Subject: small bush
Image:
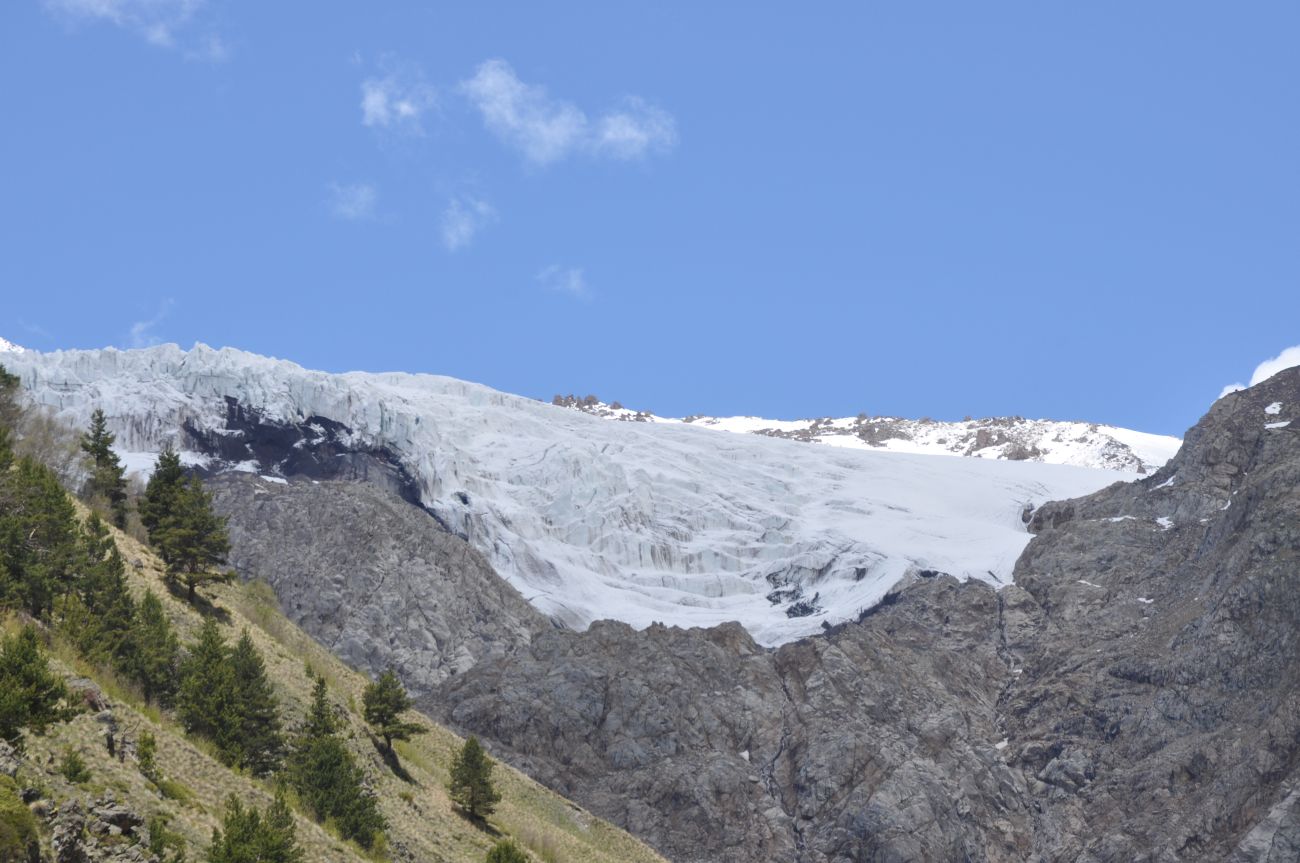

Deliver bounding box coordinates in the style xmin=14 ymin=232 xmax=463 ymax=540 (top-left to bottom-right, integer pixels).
xmin=59 ymin=748 xmax=91 ymax=784
xmin=486 ymin=839 xmax=529 ymax=863
xmin=137 ymin=731 xmax=159 ymax=782
xmin=157 ymin=778 xmax=195 ymax=804
xmin=147 ymin=812 xmax=187 ymax=861
xmin=0 ymin=775 xmax=40 ymax=863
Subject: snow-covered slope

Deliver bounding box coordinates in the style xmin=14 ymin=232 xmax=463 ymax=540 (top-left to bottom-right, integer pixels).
xmin=7 ymin=343 xmax=1140 ymax=644
xmin=554 ymin=396 xmax=1181 ymax=473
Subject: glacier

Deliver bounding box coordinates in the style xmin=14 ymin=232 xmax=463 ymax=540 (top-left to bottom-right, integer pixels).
xmin=555 ymin=397 xmax=1182 ymax=473
xmin=3 ymin=342 xmax=1160 ymax=645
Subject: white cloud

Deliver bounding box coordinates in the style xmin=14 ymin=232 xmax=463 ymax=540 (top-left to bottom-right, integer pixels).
xmin=45 ymin=0 xmax=223 ymax=58
xmin=441 ymin=196 xmax=497 ymax=251
xmin=360 ymin=72 xmax=436 ymax=131
xmin=1219 ymin=344 xmax=1300 ymax=399
xmin=1248 ymin=345 xmax=1300 ymax=386
xmin=459 ymin=59 xmax=676 ymax=165
xmin=459 ymin=60 xmax=585 ymax=164
xmin=537 ymin=265 xmax=589 ymax=299
xmin=127 ymin=299 xmax=174 ymax=348
xmin=593 ymin=97 xmax=678 ymax=160
xmin=327 ymin=182 xmax=378 ymax=221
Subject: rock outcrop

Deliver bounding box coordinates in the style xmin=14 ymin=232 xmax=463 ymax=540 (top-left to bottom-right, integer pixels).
xmin=433 ymin=368 xmax=1300 ymax=862
xmin=209 ymin=473 xmax=549 ymax=694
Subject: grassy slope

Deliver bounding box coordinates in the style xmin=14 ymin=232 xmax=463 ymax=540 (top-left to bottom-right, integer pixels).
xmin=13 ymin=509 xmax=667 ymax=863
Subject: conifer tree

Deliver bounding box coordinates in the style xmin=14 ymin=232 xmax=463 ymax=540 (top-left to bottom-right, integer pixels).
xmin=448 ymin=736 xmax=501 ymax=820
xmin=0 ymin=457 xmax=80 ymax=617
xmin=301 ymin=675 xmax=337 ymax=739
xmin=80 ymin=408 xmax=128 ymax=528
xmin=177 ymin=618 xmax=234 ymax=746
xmin=0 ymin=626 xmax=69 ymax=748
xmin=64 ymin=513 xmax=137 ymax=672
xmin=139 ymin=446 xmax=184 ymax=537
xmin=154 ymin=476 xmax=233 ymax=602
xmin=362 ymin=667 xmax=425 ymax=752
xmin=259 ymin=792 xmax=305 ymax=863
xmin=287 ymin=675 xmax=385 ymax=849
xmin=0 ymin=364 xmax=22 ymax=434
xmin=208 ymin=793 xmax=303 ymax=863
xmin=227 ymin=629 xmax=284 ymax=776
xmin=131 ymin=591 xmax=180 ymax=705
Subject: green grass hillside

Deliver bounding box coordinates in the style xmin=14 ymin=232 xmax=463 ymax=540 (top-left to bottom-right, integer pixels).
xmin=5 ymin=503 xmax=667 ymax=863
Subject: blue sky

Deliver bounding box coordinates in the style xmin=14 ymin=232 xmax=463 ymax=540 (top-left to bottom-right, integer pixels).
xmin=2 ymin=2 xmax=1297 ymax=435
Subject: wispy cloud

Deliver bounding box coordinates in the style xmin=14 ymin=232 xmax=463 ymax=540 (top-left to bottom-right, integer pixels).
xmin=19 ymin=320 xmax=52 ymax=341
xmin=360 ymin=65 xmax=437 ymax=132
xmin=327 ymin=182 xmax=378 ymax=221
xmin=1220 ymin=344 xmax=1300 ymax=398
xmin=537 ymin=265 xmax=590 ymax=299
xmin=44 ymin=0 xmax=225 ymax=59
xmin=440 ymin=196 xmax=497 ymax=251
xmin=460 ymin=59 xmax=676 ymax=166
xmin=127 ymin=299 xmax=174 ymax=348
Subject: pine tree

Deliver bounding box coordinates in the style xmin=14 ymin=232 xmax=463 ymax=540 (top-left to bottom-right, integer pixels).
xmin=301 ymin=676 xmax=337 ymax=739
xmin=0 ymin=626 xmax=69 ymax=748
xmin=0 ymin=364 xmax=22 ymax=434
xmin=139 ymin=446 xmax=184 ymax=538
xmin=362 ymin=668 xmax=425 ymax=752
xmin=0 ymin=457 xmax=80 ymax=617
xmin=80 ymin=408 xmax=128 ymax=528
xmin=208 ymin=793 xmax=302 ymax=863
xmin=448 ymin=736 xmax=501 ymax=820
xmin=286 ymin=675 xmax=385 ymax=849
xmin=259 ymin=792 xmax=305 ymax=863
xmin=227 ymin=630 xmax=284 ymax=776
xmin=153 ymin=476 xmax=233 ymax=602
xmin=63 ymin=513 xmax=137 ymax=672
xmin=177 ymin=618 xmax=234 ymax=746
xmin=130 ymin=591 xmax=180 ymax=705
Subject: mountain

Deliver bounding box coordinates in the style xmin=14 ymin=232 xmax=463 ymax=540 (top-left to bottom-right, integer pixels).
xmin=2 ymin=341 xmax=1158 ymax=645
xmin=0 ymin=441 xmax=665 ymax=862
xmin=22 ymin=339 xmax=1296 ymax=862
xmin=552 ymin=394 xmax=1181 ymax=473
xmin=437 ymin=366 xmax=1300 ymax=861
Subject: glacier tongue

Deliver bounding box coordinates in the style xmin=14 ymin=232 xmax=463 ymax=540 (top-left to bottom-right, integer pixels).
xmin=5 ymin=342 xmax=1131 ymax=645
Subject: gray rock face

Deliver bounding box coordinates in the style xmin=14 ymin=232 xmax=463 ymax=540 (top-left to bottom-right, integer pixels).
xmin=431 ymin=368 xmax=1300 ymax=862
xmin=209 ymin=474 xmax=549 ymax=694
xmin=436 ymin=579 xmax=1030 ymax=863
xmin=204 ymin=368 xmax=1300 ymax=862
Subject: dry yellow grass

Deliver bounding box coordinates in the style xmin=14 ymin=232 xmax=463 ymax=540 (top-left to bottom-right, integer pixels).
xmin=14 ymin=506 xmax=667 ymax=863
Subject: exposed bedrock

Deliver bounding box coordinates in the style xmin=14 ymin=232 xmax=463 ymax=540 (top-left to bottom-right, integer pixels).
xmin=209 ymin=474 xmax=548 ymax=695
xmin=209 ymin=368 xmax=1300 ymax=862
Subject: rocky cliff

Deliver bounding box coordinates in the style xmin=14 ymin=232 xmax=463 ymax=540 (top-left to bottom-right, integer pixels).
xmin=434 ymin=368 xmax=1300 ymax=862
xmin=208 ymin=473 xmax=550 ymax=694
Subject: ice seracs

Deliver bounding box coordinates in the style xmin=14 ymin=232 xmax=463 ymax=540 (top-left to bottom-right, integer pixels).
xmin=5 ymin=341 xmax=1153 ymax=645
